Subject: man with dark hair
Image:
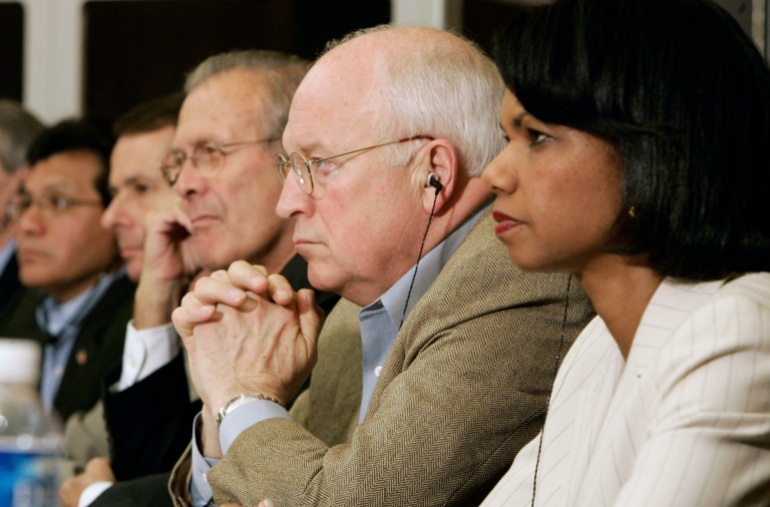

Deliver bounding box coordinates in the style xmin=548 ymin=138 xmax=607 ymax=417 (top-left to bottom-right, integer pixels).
xmin=0 ymin=100 xmax=44 ymax=317
xmin=60 ymin=93 xmax=186 ymax=477
xmin=0 ymin=117 xmax=134 ymax=423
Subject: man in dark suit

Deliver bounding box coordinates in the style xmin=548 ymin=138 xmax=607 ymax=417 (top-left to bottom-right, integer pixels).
xmin=57 ymin=93 xmax=186 ymax=478
xmin=0 ymin=118 xmax=134 ymax=423
xmin=0 ymin=100 xmax=44 ymax=318
xmin=170 ymin=26 xmax=595 ymax=507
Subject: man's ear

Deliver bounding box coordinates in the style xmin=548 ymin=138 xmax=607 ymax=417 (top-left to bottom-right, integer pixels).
xmin=419 ymin=139 xmax=457 ymax=214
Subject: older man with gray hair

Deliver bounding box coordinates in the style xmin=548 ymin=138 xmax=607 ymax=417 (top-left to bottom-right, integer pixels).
xmin=172 ymin=26 xmax=594 ymax=506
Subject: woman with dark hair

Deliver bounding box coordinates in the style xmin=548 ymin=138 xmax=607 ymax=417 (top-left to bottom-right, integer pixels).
xmin=480 ymin=0 xmax=770 ymax=505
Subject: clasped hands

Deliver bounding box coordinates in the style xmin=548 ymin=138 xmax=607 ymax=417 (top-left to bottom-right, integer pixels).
xmin=172 ymin=260 xmax=323 ymax=426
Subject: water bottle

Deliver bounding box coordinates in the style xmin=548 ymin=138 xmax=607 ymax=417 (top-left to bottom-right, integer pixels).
xmin=0 ymin=338 xmax=62 ymax=507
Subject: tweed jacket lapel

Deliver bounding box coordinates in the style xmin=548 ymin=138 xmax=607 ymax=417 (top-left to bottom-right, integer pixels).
xmin=292 ymin=297 xmax=363 ymax=446
xmin=368 ymin=211 xmax=566 ymax=418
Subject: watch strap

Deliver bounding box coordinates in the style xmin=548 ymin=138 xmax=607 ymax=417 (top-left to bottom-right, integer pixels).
xmin=215 ymin=392 xmax=284 ymax=426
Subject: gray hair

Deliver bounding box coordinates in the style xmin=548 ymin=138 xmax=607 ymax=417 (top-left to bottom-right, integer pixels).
xmin=0 ymin=100 xmax=45 ymax=174
xmin=324 ymin=26 xmax=505 ymax=177
xmin=185 ymin=50 xmax=309 ymax=139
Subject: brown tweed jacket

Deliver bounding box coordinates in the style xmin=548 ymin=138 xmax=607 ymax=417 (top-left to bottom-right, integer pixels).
xmin=169 ymin=212 xmax=595 ymax=506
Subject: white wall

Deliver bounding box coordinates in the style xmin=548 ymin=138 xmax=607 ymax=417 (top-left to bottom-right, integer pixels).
xmin=20 ymin=0 xmax=84 ymax=124
xmin=391 ymin=0 xmax=463 ymax=28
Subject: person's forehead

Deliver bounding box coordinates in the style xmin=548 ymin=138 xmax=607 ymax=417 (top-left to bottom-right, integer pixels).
xmin=27 ymin=151 xmax=102 ymax=194
xmin=286 ymin=59 xmax=379 ymax=151
xmin=175 ymin=73 xmax=265 ymax=146
xmin=111 ymin=128 xmax=174 ymax=183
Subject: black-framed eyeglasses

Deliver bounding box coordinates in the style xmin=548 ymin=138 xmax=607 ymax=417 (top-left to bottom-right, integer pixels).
xmin=161 ymin=138 xmax=280 ymax=186
xmin=275 ymin=135 xmax=435 ymax=198
xmin=7 ymin=193 xmax=103 ymax=221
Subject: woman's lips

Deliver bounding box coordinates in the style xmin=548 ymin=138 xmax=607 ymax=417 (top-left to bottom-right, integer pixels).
xmin=492 ymin=210 xmax=521 ymax=235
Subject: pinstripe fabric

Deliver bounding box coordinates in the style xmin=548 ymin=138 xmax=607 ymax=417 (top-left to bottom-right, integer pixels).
xmin=169 ymin=212 xmax=596 ymax=506
xmin=481 ymin=273 xmax=770 ymax=506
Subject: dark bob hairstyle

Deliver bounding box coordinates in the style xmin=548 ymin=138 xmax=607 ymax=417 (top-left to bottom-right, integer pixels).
xmin=494 ymin=0 xmax=770 ymax=281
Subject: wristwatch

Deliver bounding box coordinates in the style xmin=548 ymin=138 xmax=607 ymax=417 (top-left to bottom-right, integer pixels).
xmin=215 ymin=393 xmax=283 ymax=426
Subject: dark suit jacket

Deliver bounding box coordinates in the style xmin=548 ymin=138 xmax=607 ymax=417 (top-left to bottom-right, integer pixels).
xmin=0 ymin=253 xmax=22 ymax=318
xmin=104 ymin=352 xmax=202 ymax=481
xmin=170 ymin=212 xmax=596 ymax=507
xmin=0 ymin=274 xmax=135 ymax=422
xmin=91 ymin=473 xmax=173 ymax=507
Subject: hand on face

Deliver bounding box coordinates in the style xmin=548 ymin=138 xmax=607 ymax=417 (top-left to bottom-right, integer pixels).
xmin=132 ymin=201 xmax=202 ymax=329
xmin=172 ymin=260 xmax=324 ymax=417
xmin=141 ymin=201 xmax=201 ymax=283
xmin=58 ymin=457 xmax=115 ymax=507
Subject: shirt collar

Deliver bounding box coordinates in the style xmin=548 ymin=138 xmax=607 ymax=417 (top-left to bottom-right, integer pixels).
xmin=367 ymin=201 xmax=491 ymax=328
xmin=37 ymin=265 xmax=126 ymax=336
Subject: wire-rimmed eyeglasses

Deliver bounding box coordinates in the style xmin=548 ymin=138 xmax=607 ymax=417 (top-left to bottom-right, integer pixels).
xmin=275 ymin=135 xmax=435 ymax=197
xmin=161 ymin=138 xmax=280 ymax=186
xmin=6 ymin=193 xmax=103 ymax=221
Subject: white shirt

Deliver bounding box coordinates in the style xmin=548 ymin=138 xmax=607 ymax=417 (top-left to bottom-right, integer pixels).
xmin=116 ymin=321 xmax=179 ymax=391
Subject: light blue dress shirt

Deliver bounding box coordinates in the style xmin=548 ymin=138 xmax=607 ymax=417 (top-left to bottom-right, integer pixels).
xmin=190 ymin=204 xmax=489 ymax=505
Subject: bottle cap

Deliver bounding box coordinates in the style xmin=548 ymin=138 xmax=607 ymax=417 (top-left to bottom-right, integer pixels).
xmin=0 ymin=338 xmax=41 ymax=384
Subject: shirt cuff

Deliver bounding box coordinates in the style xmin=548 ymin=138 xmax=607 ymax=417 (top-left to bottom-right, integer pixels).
xmin=189 ymin=401 xmax=291 ymax=505
xmin=78 ymin=481 xmax=113 ymax=507
xmin=219 ymin=400 xmax=291 ymax=454
xmin=191 ymin=413 xmax=217 ymax=506
xmin=117 ymin=321 xmax=179 ymax=391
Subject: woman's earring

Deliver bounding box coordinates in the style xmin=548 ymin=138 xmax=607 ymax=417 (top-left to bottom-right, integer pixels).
xmin=628 ymin=205 xmax=636 ymax=218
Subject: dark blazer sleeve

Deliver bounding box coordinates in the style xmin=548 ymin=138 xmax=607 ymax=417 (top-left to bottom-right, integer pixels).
xmin=90 ymin=472 xmax=174 ymax=507
xmin=105 ymin=352 xmax=202 ymax=481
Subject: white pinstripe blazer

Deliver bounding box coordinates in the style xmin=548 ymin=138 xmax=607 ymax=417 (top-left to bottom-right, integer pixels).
xmin=481 ymin=273 xmax=770 ymax=507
